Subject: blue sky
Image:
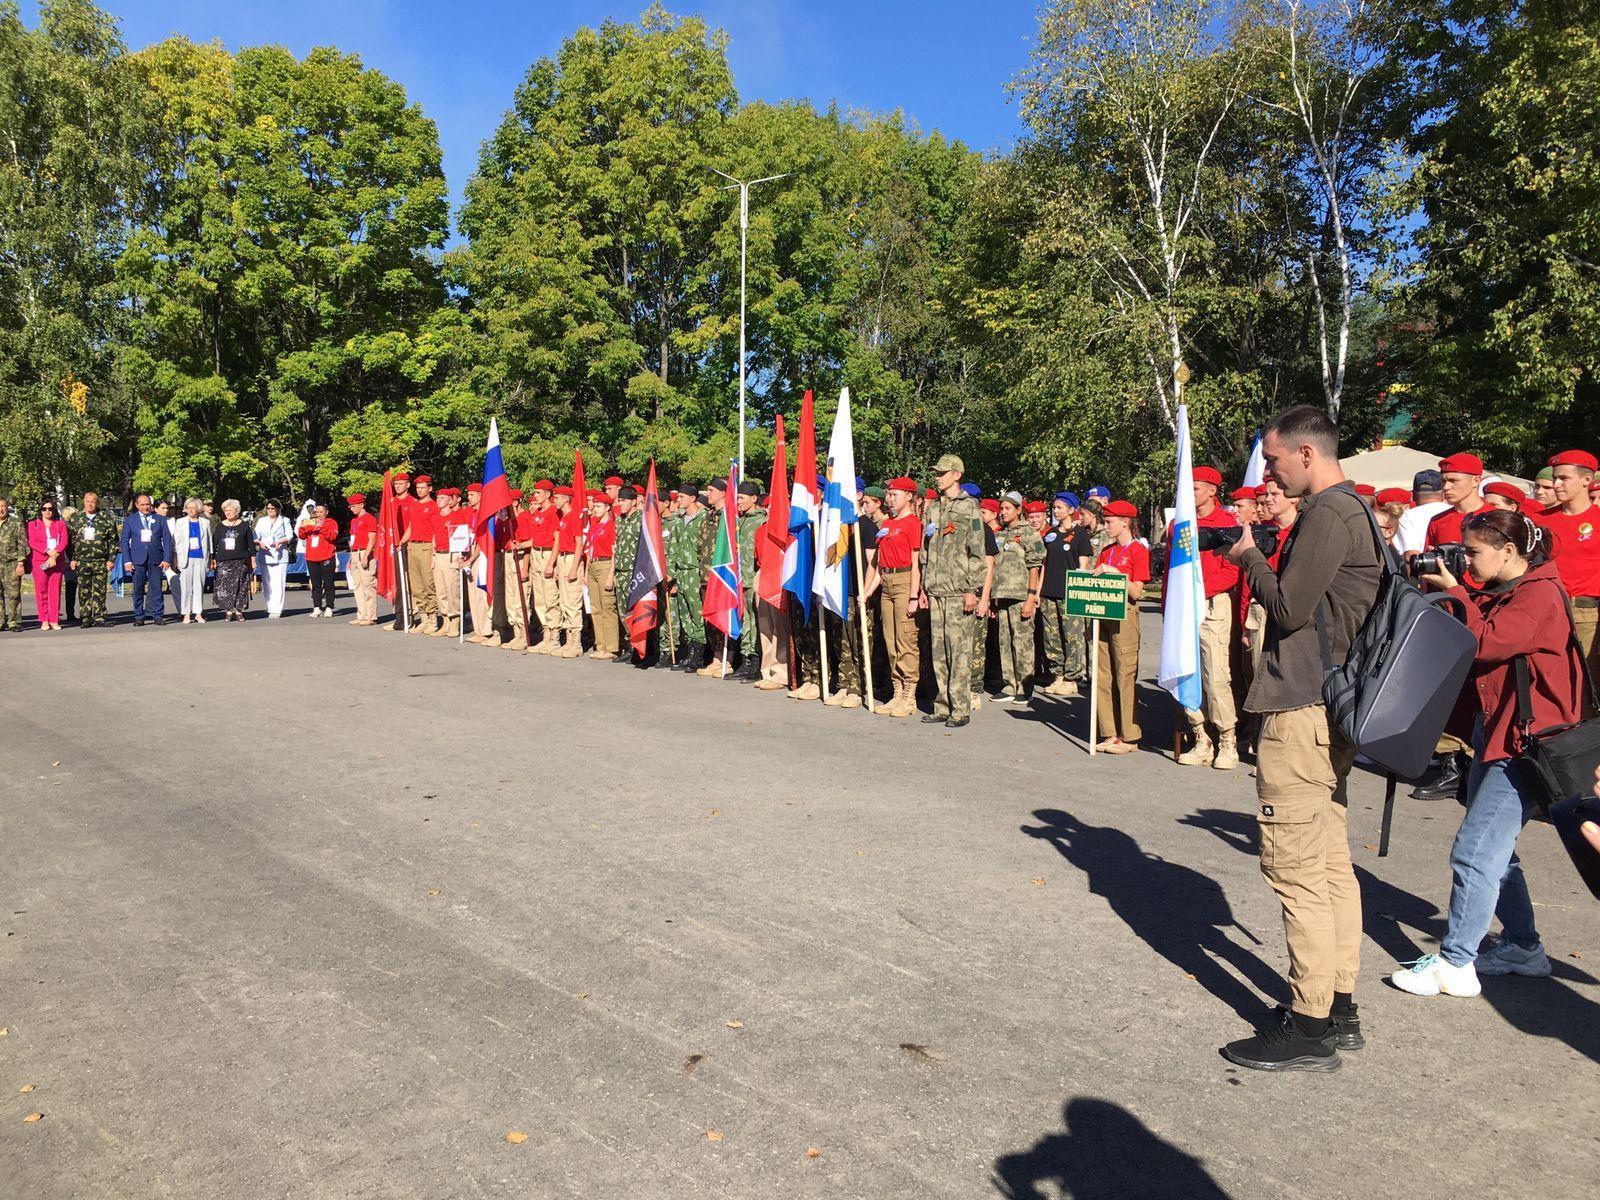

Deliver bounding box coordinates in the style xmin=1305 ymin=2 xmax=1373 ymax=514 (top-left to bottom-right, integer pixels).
xmin=40 ymin=1 xmax=1039 ymax=232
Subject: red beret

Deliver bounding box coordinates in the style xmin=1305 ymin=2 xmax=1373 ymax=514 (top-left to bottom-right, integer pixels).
xmin=1193 ymin=466 xmax=1223 ymax=487
xmin=1438 ymin=452 xmax=1483 ymax=475
xmin=591 ymin=493 xmax=613 ymax=508
xmin=1229 ymin=487 xmax=1256 ymax=502
xmin=924 ymin=488 xmax=938 ymax=500
xmin=1354 ymin=483 xmax=1376 ymax=497
xmin=532 ymin=479 xmax=554 ymax=493
xmin=1482 ymin=481 xmax=1526 ymax=504
xmin=466 ymin=482 xmax=483 ymax=493
xmin=414 ymin=474 xmax=432 ymax=485
xmin=979 ymin=498 xmax=1000 ymax=513
xmin=392 ymin=472 xmax=410 ymax=483
xmin=1375 ymin=487 xmax=1411 ymax=506
xmin=346 ymin=493 xmax=366 ymax=504
xmin=1102 ymin=500 xmax=1138 ymax=519
xmin=553 ymin=485 xmax=573 ymax=498
xmin=508 ymin=488 xmax=523 ymax=500
xmin=887 ymin=476 xmax=918 ymax=492
xmin=1549 ymin=449 xmax=1598 ymax=471
xmin=1023 ymin=500 xmax=1048 ymax=515
xmin=1521 ymin=496 xmax=1548 ymax=516
xmin=1253 ymin=486 xmax=1268 ymax=501
xmin=437 ymin=487 xmax=460 ymax=498
xmin=603 ymin=475 xmax=624 ymax=487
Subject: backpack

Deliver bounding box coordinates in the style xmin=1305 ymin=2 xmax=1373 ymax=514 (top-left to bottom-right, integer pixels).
xmin=1314 ymin=501 xmax=1476 ymax=781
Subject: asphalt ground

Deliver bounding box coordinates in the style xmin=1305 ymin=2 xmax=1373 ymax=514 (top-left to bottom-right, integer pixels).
xmin=3 ymin=590 xmax=1598 ymax=1198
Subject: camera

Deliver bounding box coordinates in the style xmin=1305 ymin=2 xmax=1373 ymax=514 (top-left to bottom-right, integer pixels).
xmin=1196 ymin=524 xmax=1279 ymax=554
xmin=1408 ymin=543 xmax=1469 ymax=580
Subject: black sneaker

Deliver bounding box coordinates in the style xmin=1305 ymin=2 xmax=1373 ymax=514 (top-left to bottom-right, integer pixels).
xmin=921 ymin=714 xmax=946 ymax=724
xmin=1222 ymin=1010 xmax=1341 ymax=1072
xmin=1331 ymin=1003 xmax=1366 ymax=1051
xmin=945 ymin=716 xmax=971 ymax=729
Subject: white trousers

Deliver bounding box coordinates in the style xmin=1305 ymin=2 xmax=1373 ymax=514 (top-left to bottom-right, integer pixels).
xmin=178 ymin=559 xmax=207 ymax=615
xmin=261 ymin=562 xmax=288 ymax=616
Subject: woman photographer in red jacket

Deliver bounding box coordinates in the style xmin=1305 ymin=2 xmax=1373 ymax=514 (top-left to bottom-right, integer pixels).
xmin=1391 ymin=508 xmax=1585 ymax=998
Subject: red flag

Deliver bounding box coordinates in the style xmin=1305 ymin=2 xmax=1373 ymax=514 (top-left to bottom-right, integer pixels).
xmin=625 ymin=459 xmax=667 ymax=656
xmin=758 ymin=415 xmax=791 ymax=605
xmin=376 ymin=470 xmax=397 ymax=604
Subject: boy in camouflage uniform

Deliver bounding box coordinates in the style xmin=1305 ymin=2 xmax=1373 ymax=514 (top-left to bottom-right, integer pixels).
xmin=68 ymin=492 xmax=118 ymax=627
xmin=0 ymin=497 xmax=26 ymax=630
xmin=611 ymin=486 xmax=641 ymax=660
xmin=918 ymin=454 xmax=990 ymax=728
xmin=992 ymin=493 xmax=1045 ymax=700
xmin=665 ymin=486 xmax=707 ymax=670
xmin=1039 ymin=492 xmax=1089 ymax=696
xmin=734 ymin=481 xmax=764 ymax=679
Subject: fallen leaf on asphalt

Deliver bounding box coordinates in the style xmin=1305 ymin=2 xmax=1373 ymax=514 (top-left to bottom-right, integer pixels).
xmin=471 ymin=821 xmax=480 ymax=829
xmin=856 ymin=850 xmax=864 ymax=856
xmin=577 ymin=993 xmax=589 ymax=1000
xmin=505 ymin=1130 xmax=527 ymax=1144
xmin=1363 ymin=845 xmax=1377 ymax=852
xmin=51 ymin=761 xmax=60 ymax=768
xmin=705 ymin=1129 xmax=724 ymax=1142
xmin=898 ymin=1043 xmax=945 ymax=1065
xmin=710 ymin=807 xmax=720 ymax=817
xmin=0 ymin=1028 xmax=8 ymax=1036
xmin=1571 ymin=952 xmax=1584 ymax=960
xmin=805 ymin=1147 xmax=822 ymax=1159
xmin=1031 ymin=878 xmax=1045 ymax=886
xmin=23 ymin=1112 xmax=42 ymax=1122
xmin=683 ymin=1053 xmax=706 ymax=1075
xmin=1186 ymin=973 xmax=1197 ymax=980
xmin=426 ymin=889 xmax=443 ymax=897
xmin=19 ymin=1084 xmax=34 ymax=1093
xmin=725 ymin=1020 xmax=744 ymax=1029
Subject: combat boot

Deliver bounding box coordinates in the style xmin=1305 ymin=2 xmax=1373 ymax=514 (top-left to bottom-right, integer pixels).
xmin=501 ymin=633 xmax=527 ymax=652
xmin=1048 ymin=677 xmax=1079 ymax=698
xmin=834 ymin=690 xmax=862 ymax=709
xmin=1213 ymin=730 xmax=1240 ymax=770
xmin=1178 ymin=731 xmax=1215 ymax=766
xmin=559 ymin=637 xmax=582 ymax=659
xmin=789 ymin=681 xmax=821 ymax=701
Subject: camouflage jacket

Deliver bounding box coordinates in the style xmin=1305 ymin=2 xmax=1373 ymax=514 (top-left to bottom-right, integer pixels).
xmin=667 ymin=509 xmax=705 ymax=591
xmin=993 ymin=519 xmax=1045 ymax=601
xmin=0 ymin=514 xmax=24 ymax=565
xmin=736 ymin=510 xmax=763 ymax=590
xmin=613 ymin=509 xmax=642 ymax=591
xmin=697 ymin=505 xmax=720 ymax=575
xmin=67 ymin=509 xmax=117 ymax=564
xmin=920 ymin=493 xmax=988 ymax=597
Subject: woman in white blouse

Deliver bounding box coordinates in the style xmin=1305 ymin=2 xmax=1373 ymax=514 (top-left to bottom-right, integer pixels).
xmin=253 ymin=499 xmax=294 ymax=618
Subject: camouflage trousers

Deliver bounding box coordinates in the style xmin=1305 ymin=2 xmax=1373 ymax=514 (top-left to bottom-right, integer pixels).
xmin=929 ymin=595 xmax=978 ymax=720
xmin=827 ymin=599 xmax=869 ymax=696
xmin=1038 ymin=597 xmax=1086 ymax=682
xmin=793 ymin=608 xmax=820 ymax=686
xmin=76 ymin=561 xmax=110 ymax=625
xmin=994 ymin=599 xmax=1035 ymax=695
xmin=970 ymin=608 xmax=988 ymax=694
xmin=668 ymin=579 xmax=705 ymax=655
xmin=0 ymin=565 xmax=21 ymax=628
xmin=740 ymin=587 xmax=759 ymax=663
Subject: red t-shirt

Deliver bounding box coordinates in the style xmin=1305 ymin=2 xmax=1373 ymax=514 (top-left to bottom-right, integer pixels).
xmin=404 ymin=497 xmax=439 ymax=545
xmin=299 ymin=518 xmax=338 ymax=562
xmin=513 ymin=510 xmax=536 ymax=548
xmin=875 ymin=514 xmax=921 ymax=569
xmin=1167 ymin=507 xmax=1239 ymax=598
xmin=1537 ymin=503 xmax=1600 ymax=598
xmin=527 ymin=506 xmax=558 ymax=549
xmin=587 ymin=513 xmax=616 ymax=558
xmin=348 ymin=512 xmax=377 ymax=554
xmin=557 ymin=508 xmax=583 ymax=554
xmin=1097 ymin=539 xmax=1150 ymax=582
xmin=1427 ymin=502 xmax=1487 ymax=588
xmin=437 ymin=508 xmax=472 ymax=552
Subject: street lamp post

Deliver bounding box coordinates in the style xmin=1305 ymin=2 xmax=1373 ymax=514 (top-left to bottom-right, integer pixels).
xmin=711 ymin=167 xmax=789 ymax=480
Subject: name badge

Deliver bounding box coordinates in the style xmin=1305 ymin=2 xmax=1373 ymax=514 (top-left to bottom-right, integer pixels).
xmin=140 ymin=529 xmax=152 ymax=543
xmin=188 ymin=536 xmax=201 ymax=551
xmin=310 ymin=536 xmax=321 ymax=549
xmin=82 ymin=527 xmax=96 ymax=542
xmin=46 ymin=536 xmax=59 ymax=551
xmin=224 ymin=535 xmax=236 ymax=551
xmin=449 ymin=525 xmax=473 ymax=553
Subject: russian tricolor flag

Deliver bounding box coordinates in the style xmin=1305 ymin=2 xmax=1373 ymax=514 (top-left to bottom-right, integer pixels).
xmin=475 ymin=419 xmax=513 ymax=600
xmin=782 ymin=389 xmax=819 ymax=622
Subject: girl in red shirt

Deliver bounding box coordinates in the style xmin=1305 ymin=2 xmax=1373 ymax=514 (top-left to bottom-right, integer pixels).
xmin=1391 ymin=508 xmax=1586 ymax=998
xmin=1091 ymin=501 xmax=1149 ymax=754
xmin=298 ymin=503 xmax=340 ymax=618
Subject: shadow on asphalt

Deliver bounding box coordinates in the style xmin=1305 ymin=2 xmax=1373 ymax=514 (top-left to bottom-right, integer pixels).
xmin=1022 ymin=809 xmax=1284 ymax=1023
xmin=991 ymin=1097 xmax=1233 ymax=1199
xmin=1181 ymin=806 xmax=1600 ymax=1066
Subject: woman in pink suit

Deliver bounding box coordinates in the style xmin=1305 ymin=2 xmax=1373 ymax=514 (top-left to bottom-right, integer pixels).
xmin=27 ymin=499 xmax=69 ymax=631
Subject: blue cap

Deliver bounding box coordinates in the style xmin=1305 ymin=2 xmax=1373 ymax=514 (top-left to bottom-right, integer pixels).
xmin=1054 ymin=491 xmax=1081 ymax=508
xmin=960 ymin=482 xmax=981 ymax=498
xmin=1087 ymin=485 xmax=1111 ymax=500
xmin=854 ymin=475 xmax=866 ymax=492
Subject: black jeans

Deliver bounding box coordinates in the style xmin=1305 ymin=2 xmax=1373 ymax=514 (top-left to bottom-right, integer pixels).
xmin=308 ymin=559 xmax=336 ymax=611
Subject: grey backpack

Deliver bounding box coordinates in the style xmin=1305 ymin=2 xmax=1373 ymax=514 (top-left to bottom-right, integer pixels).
xmin=1315 ymin=503 xmax=1476 ymax=781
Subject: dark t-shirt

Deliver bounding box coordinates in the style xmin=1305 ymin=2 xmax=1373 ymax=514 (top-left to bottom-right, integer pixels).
xmin=213 ymin=521 xmax=254 ymax=561
xmin=1041 ymin=525 xmax=1091 ymax=599
xmin=843 ymin=515 xmax=878 ymax=597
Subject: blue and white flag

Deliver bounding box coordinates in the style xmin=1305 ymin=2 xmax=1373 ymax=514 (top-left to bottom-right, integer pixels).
xmin=1242 ymin=432 xmax=1266 ymax=490
xmin=1159 ymin=405 xmax=1205 ymax=712
xmin=813 ymin=387 xmax=858 ymax=617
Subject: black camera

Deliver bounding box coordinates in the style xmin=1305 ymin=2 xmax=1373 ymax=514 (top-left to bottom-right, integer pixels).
xmin=1196 ymin=524 xmax=1279 ymax=554
xmin=1408 ymin=543 xmax=1469 ymax=580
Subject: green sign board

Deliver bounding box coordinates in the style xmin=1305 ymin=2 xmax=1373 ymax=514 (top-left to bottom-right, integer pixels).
xmin=1064 ymin=570 xmax=1129 ymax=621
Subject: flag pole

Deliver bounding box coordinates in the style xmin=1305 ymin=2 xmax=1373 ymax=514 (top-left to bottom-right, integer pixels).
xmin=459 ymin=566 xmax=466 ymax=645
xmin=818 ymin=601 xmax=830 ymax=702
xmin=1089 ymin=618 xmax=1100 ymax=755
xmin=396 ymin=542 xmax=410 ymax=632
xmin=850 ymin=522 xmax=875 ymax=713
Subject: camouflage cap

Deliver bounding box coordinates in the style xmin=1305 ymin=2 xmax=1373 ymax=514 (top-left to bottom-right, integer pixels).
xmin=932 ymin=453 xmax=964 ymax=475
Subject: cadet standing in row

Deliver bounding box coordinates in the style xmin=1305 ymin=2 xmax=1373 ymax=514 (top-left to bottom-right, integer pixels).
xmin=735 ymin=480 xmax=764 ymax=680
xmin=67 ymin=492 xmax=116 ymax=628
xmin=0 ymin=496 xmax=26 ymax=631
xmin=1037 ymin=491 xmax=1091 ymax=697
xmin=875 ymin=477 xmax=923 ymax=717
xmin=919 ymin=454 xmax=988 ymax=728
xmin=665 ymin=485 xmax=707 ymax=670
xmin=612 ymin=485 xmax=642 ymax=659
xmin=992 ymin=491 xmax=1045 ymax=702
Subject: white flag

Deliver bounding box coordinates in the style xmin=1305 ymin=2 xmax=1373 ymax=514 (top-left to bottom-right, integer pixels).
xmin=1158 ymin=405 xmax=1205 ymax=712
xmin=813 ymin=387 xmax=858 ymax=617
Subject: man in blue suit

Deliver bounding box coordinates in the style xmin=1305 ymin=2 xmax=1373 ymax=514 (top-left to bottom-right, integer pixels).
xmin=119 ymin=493 xmax=174 ymax=626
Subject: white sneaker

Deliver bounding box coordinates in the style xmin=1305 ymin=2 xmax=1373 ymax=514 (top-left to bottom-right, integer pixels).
xmin=1390 ymin=954 xmax=1481 ymax=997
xmin=1476 ymin=939 xmax=1552 ymax=978
xmin=323 ymin=607 xmax=335 ymax=618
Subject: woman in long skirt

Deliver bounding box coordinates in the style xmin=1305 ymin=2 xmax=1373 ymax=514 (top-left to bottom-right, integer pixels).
xmin=212 ymin=499 xmax=255 ymax=620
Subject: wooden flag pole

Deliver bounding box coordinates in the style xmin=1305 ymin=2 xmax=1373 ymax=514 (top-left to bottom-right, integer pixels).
xmin=459 ymin=566 xmax=466 ymax=645
xmin=818 ymin=600 xmax=831 ymax=701
xmin=1089 ymin=618 xmax=1100 ymax=755
xmin=850 ymin=522 xmax=875 ymax=713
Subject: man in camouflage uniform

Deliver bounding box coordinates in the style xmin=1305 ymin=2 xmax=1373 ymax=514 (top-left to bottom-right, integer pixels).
xmin=665 ymin=485 xmax=707 ymax=671
xmin=992 ymin=492 xmax=1046 ymax=701
xmin=0 ymin=497 xmax=26 ymax=630
xmin=733 ymin=480 xmax=764 ymax=680
xmin=971 ymin=498 xmax=1001 ymax=708
xmin=918 ymin=454 xmax=989 ymax=728
xmin=68 ymin=492 xmax=118 ymax=627
xmin=1039 ymin=492 xmax=1090 ymax=696
xmin=611 ymin=485 xmax=642 ymax=661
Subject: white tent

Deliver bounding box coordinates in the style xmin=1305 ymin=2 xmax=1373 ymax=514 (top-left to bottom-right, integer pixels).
xmin=1340 ymin=444 xmax=1532 ymax=494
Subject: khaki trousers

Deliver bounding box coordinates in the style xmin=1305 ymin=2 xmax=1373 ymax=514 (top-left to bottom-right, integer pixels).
xmin=1255 ymin=703 xmax=1361 ymax=1019
xmin=432 ymin=555 xmax=460 ymax=619
xmin=879 ymin=571 xmax=918 ymax=688
xmin=467 ymin=563 xmax=491 ymax=635
xmin=529 ymin=548 xmax=557 ymax=632
xmin=588 ymin=559 xmax=619 ymax=654
xmin=1093 ymin=614 xmax=1141 ymax=742
xmin=756 ymin=596 xmax=789 ymax=684
xmin=405 ymin=543 xmax=436 ymax=619
xmin=347 ymin=555 xmax=377 ymax=623
xmin=502 ymin=552 xmax=529 ymax=642
xmin=1187 ymin=592 xmax=1236 ymax=736
xmin=555 ymin=553 xmax=582 ymax=631
xmin=1575 ymin=602 xmax=1598 ymax=718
